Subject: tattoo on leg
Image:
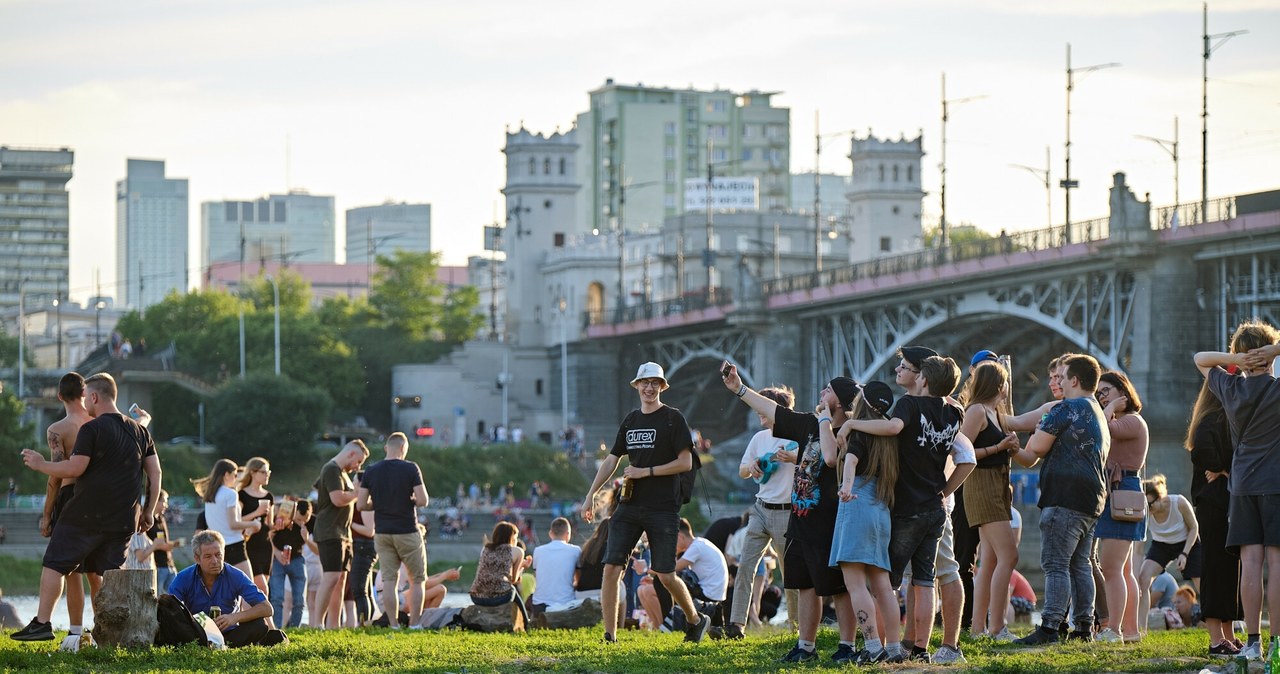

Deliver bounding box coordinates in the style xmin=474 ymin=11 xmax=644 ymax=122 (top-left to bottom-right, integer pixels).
xmin=856 ymin=609 xmax=869 ymax=626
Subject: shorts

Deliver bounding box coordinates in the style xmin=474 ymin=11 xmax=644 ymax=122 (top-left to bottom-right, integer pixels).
xmin=43 ymin=522 xmax=131 ymax=576
xmin=375 ymin=532 xmax=427 ymax=583
xmin=603 ymin=503 xmax=679 ymax=574
xmin=1094 ymin=475 xmax=1147 ymax=541
xmin=783 ymin=535 xmax=846 ymax=597
xmin=888 ymin=507 xmax=946 ymax=589
xmin=318 ymin=538 xmax=353 ymax=573
xmin=224 ymin=540 xmax=248 ymax=567
xmin=1226 ymin=493 xmax=1280 ymax=550
xmin=1146 ymin=539 xmax=1203 ymax=579
xmin=49 ymin=483 xmax=75 ymax=528
xmin=246 ymin=540 xmax=273 ymax=577
xmin=964 ymin=465 xmax=1013 ymax=526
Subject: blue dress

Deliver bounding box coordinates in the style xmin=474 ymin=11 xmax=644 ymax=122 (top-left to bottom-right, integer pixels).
xmin=829 ymin=476 xmax=892 ymax=572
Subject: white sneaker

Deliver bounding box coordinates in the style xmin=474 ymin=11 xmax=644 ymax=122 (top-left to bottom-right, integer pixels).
xmin=992 ymin=626 xmax=1016 ymax=642
xmin=1240 ymin=642 xmax=1262 ymax=660
xmin=931 ymin=645 xmax=967 ymax=665
xmin=1095 ymin=628 xmax=1122 ymax=643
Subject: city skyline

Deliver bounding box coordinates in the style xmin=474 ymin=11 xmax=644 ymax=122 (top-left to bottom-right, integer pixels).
xmin=3 ymin=0 xmax=1278 ymax=304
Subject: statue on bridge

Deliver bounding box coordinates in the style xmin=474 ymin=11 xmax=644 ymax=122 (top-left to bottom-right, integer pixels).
xmin=1109 ymin=172 xmax=1152 ymax=234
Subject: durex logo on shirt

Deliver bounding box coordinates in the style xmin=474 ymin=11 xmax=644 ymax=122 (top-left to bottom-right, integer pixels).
xmin=627 ymin=429 xmax=657 ymax=449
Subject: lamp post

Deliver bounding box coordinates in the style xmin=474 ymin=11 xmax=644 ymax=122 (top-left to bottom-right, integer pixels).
xmin=1136 ymin=117 xmax=1180 ymax=216
xmin=52 ymin=294 xmax=62 ymax=369
xmin=940 ymin=72 xmax=988 ymax=256
xmin=94 ymin=300 xmax=106 ymax=350
xmin=612 ymin=164 xmax=660 ymax=322
xmin=17 ymin=279 xmax=28 ymax=398
xmin=1011 ymin=146 xmax=1053 ymax=230
xmin=365 ymin=231 xmax=406 ymax=290
xmin=557 ymin=297 xmax=569 ymax=436
xmin=1201 ymin=3 xmax=1247 ymax=223
xmin=1063 ymin=44 xmax=1120 ymax=243
xmin=813 ymin=111 xmax=856 ymax=273
xmin=265 ymin=275 xmax=280 ymax=375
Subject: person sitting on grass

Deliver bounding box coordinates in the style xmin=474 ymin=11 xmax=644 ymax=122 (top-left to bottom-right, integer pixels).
xmin=469 ymin=521 xmax=532 ymax=626
xmin=529 ymin=517 xmax=582 ymax=618
xmin=167 ymin=529 xmax=288 ymax=648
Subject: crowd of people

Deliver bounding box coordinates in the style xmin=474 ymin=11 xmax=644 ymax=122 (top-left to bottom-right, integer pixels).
xmin=5 ymin=317 xmax=1279 ymax=665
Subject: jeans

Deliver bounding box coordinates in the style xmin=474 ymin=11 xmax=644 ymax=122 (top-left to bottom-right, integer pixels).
xmin=471 ymin=584 xmax=529 ymax=625
xmin=270 ymin=555 xmax=307 ymax=628
xmin=1039 ymin=506 xmax=1098 ymax=631
xmin=349 ymin=538 xmax=378 ymax=624
xmin=157 ymin=565 xmax=177 ymax=595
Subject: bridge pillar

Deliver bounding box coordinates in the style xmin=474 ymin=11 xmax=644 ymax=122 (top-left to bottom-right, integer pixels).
xmin=748 ymin=321 xmax=804 ymax=401
xmin=567 ymin=339 xmax=626 ymax=455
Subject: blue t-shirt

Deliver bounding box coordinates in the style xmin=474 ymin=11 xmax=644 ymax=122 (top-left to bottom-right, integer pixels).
xmin=1151 ymin=571 xmax=1179 ymax=609
xmin=1036 ymin=397 xmax=1109 ymax=517
xmin=362 ymin=458 xmax=426 ymax=535
xmin=167 ymin=562 xmax=266 ymax=630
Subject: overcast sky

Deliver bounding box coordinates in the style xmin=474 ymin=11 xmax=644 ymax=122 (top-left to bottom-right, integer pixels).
xmin=4 ymin=0 xmax=1278 ymax=304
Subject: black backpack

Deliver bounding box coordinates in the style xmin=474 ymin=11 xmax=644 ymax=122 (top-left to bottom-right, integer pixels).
xmin=155 ymin=594 xmax=209 ymax=647
xmin=677 ymin=448 xmax=702 ymax=505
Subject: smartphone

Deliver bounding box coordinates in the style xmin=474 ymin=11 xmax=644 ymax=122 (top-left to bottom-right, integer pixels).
xmin=128 ymin=403 xmax=141 ymax=419
xmin=721 ymin=362 xmax=733 ymax=378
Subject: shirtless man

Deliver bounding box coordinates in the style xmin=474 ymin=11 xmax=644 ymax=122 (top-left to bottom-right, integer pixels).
xmin=39 ymin=373 xmax=95 ymax=641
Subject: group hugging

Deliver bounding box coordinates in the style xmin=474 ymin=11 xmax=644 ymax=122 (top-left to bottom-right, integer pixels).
xmin=580 ymin=317 xmax=1280 ymax=666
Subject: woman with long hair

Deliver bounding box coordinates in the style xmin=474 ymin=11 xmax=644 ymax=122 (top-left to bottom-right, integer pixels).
xmin=202 ymin=458 xmax=261 ymax=577
xmin=1185 ymin=378 xmax=1242 ymax=656
xmin=1137 ymin=474 xmax=1200 ymax=633
xmin=959 ymin=362 xmax=1022 ymax=641
xmin=1092 ymin=370 xmax=1149 ymax=642
xmin=470 ymin=521 xmax=532 ymax=625
xmin=830 ymin=382 xmax=905 ymax=664
xmin=237 ymin=457 xmax=275 ymax=597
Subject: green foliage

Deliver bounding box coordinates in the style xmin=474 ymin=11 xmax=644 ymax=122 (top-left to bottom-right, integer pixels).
xmin=0 ymin=391 xmax=40 ymax=493
xmin=205 ymin=373 xmax=331 ymax=465
xmin=922 ymin=223 xmax=996 ymax=247
xmin=0 ymin=622 xmax=1222 ymax=673
xmin=241 ymin=270 xmax=312 ymax=315
xmin=370 ymin=250 xmax=447 ymax=340
xmin=412 ymin=442 xmax=588 ymax=503
xmin=0 ymin=553 xmax=44 ymax=594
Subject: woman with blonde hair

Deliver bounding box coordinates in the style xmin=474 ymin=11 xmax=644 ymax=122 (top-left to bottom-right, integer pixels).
xmin=959 ymin=362 xmax=1022 ymax=641
xmin=201 ymin=458 xmax=263 ymax=577
xmin=236 ymin=457 xmax=275 ymax=596
xmin=469 ymin=521 xmax=532 ymax=625
xmin=1137 ymin=474 xmax=1200 ymax=634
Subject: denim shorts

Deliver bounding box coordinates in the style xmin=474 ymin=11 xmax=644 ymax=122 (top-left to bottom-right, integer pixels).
xmin=603 ymin=503 xmax=679 ymax=573
xmin=888 ymin=508 xmax=946 ymax=589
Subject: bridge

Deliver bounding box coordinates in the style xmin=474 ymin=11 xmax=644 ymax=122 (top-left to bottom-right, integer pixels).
xmin=568 ymin=176 xmax=1280 ymax=486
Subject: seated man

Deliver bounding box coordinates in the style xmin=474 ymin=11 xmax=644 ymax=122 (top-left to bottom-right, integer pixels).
xmin=529 ymin=517 xmax=582 ymax=616
xmin=168 ymin=530 xmax=287 ymax=647
xmin=638 ymin=518 xmax=729 ymax=632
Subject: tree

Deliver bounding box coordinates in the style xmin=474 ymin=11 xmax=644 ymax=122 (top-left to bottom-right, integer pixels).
xmin=370 ymin=250 xmax=447 ymax=340
xmin=0 ymin=391 xmax=41 ymax=493
xmin=205 ymin=373 xmax=331 ymax=465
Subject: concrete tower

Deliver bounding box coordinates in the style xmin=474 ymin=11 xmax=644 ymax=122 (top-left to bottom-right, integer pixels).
xmin=846 ymin=133 xmax=925 ymax=262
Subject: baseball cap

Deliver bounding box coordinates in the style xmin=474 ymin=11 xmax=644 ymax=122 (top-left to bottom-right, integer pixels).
xmin=829 ymin=376 xmax=859 ymax=410
xmin=630 ymin=362 xmax=669 ymax=390
xmin=860 ymin=381 xmax=895 ymax=418
xmin=970 ymin=350 xmax=999 ymax=368
xmin=899 ymin=345 xmax=939 ymax=368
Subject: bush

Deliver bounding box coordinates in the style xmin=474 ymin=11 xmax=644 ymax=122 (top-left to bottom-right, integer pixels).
xmin=411 ymin=441 xmax=588 ymax=503
xmin=205 ymin=373 xmax=331 ymax=466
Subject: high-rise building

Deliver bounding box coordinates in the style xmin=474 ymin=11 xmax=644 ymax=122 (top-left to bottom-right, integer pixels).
xmin=574 ymin=80 xmax=791 ymax=239
xmin=116 ymin=159 xmax=188 ymax=308
xmin=201 ymin=189 xmax=335 ymax=274
xmin=345 ymin=202 xmax=431 ymax=266
xmin=0 ymin=146 xmax=72 ymax=311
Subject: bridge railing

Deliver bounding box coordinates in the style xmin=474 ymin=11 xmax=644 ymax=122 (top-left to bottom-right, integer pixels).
xmin=585 ymin=288 xmax=734 ymax=327
xmin=1152 ymin=195 xmax=1236 ymax=230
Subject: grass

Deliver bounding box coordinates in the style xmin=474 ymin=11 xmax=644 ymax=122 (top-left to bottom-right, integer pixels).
xmin=0 ymin=623 xmax=1222 ymax=673
xmin=0 ymin=554 xmax=43 ymax=595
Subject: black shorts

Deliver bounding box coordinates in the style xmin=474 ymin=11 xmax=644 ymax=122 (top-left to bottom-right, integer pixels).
xmin=318 ymin=538 xmax=353 ymax=573
xmin=43 ymin=522 xmax=131 ymax=576
xmin=782 ymin=536 xmax=846 ymax=597
xmin=224 ymin=540 xmax=248 ymax=567
xmin=603 ymin=504 xmax=679 ymax=574
xmin=246 ymin=540 xmax=273 ymax=577
xmin=888 ymin=508 xmax=947 ymax=589
xmin=1226 ymin=494 xmax=1280 ymax=550
xmin=1147 ymin=539 xmax=1204 ymax=579
xmin=49 ymin=483 xmax=75 ymax=528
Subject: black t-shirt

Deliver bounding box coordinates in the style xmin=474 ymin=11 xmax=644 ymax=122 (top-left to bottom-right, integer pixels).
xmin=702 ymin=516 xmax=742 ymax=554
xmin=845 ymin=432 xmax=872 ymax=477
xmin=60 ymin=413 xmax=156 ymax=533
xmin=148 ymin=518 xmax=171 ymax=568
xmin=272 ymin=521 xmax=305 ymax=552
xmin=771 ymin=407 xmax=838 ymax=541
xmin=610 ymin=405 xmax=692 ymax=512
xmin=890 ymin=396 xmax=964 ymax=516
xmin=238 ymin=490 xmax=274 ymax=552
xmin=972 ymin=409 xmax=1011 ymax=470
xmin=362 ymin=458 xmax=425 ymax=535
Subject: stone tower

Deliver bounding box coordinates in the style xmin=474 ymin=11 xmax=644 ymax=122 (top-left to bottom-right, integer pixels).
xmin=845 ymin=133 xmax=925 ymax=262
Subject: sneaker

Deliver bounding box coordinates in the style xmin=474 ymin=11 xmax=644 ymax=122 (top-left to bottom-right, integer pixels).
xmin=830 ymin=643 xmax=857 ymax=664
xmin=707 ymin=626 xmax=724 ymax=641
xmin=683 ymin=613 xmax=710 ymax=643
xmin=724 ymin=623 xmax=745 ymax=640
xmin=1209 ymin=641 xmax=1241 ymax=657
xmin=1067 ymin=630 xmax=1094 ymax=642
xmin=855 ymin=648 xmax=889 ymax=665
xmin=1122 ymin=632 xmax=1142 ymax=644
xmin=603 ymin=632 xmax=617 ymax=644
xmin=992 ymin=626 xmax=1017 ymax=642
xmin=932 ymin=644 xmax=967 ymax=665
xmin=1240 ymin=642 xmax=1263 ymax=660
xmin=10 ymin=618 xmax=54 ymax=642
xmin=779 ymin=646 xmax=818 ymax=663
xmin=1013 ymin=625 xmax=1062 ymax=647
xmin=371 ymin=614 xmax=390 ymax=628
xmin=1094 ymin=627 xmax=1122 ymax=643
xmin=909 ymin=646 xmax=931 ymax=663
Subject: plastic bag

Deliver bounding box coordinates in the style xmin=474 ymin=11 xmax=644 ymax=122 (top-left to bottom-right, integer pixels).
xmin=191 ymin=611 xmax=227 ymax=650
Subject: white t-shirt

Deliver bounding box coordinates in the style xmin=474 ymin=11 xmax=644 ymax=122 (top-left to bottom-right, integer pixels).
xmin=531 ymin=539 xmax=581 ymax=608
xmin=725 ymin=526 xmax=747 ymax=564
xmin=205 ymin=485 xmax=243 ymax=544
xmin=740 ymin=429 xmax=796 ymax=504
xmin=681 ymin=537 xmax=729 ymax=601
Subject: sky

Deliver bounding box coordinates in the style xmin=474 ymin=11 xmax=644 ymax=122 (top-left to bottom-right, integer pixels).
xmin=3 ymin=0 xmax=1279 ymax=305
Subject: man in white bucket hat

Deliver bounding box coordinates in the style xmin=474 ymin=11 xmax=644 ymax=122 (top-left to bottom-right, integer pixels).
xmin=580 ymin=361 xmax=709 ymax=644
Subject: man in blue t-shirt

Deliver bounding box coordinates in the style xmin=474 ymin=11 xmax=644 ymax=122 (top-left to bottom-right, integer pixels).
xmin=1012 ymin=354 xmax=1110 ymax=646
xmin=168 ymin=530 xmax=286 ymax=647
xmin=358 ymin=432 xmax=429 ymax=628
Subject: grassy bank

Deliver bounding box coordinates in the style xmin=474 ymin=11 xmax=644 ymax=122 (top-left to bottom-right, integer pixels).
xmin=0 ymin=554 xmax=42 ymax=594
xmin=0 ymin=624 xmax=1220 ymax=673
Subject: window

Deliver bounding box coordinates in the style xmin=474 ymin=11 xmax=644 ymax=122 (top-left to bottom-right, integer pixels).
xmin=708 ymin=124 xmax=727 ymax=139
xmin=241 ymin=201 xmax=255 ymax=222
xmin=707 ymin=99 xmax=727 ymax=113
xmin=736 ymin=234 xmax=750 ymax=251
xmin=257 ymin=200 xmax=269 ymax=221
xmin=554 ymin=233 xmax=565 ymax=247
xmin=711 ymin=148 xmax=727 ymax=163
xmin=543 ymin=158 xmax=551 ymax=175
xmin=907 ymin=165 xmax=914 ymax=182
xmin=741 ymin=148 xmax=753 ymax=162
xmin=664 ymin=146 xmax=675 ymax=160
xmin=664 ymin=195 xmax=675 ymax=208
xmin=664 ymin=169 xmax=675 ymax=183
xmin=225 ymin=202 xmax=238 ymax=221
xmin=777 ymin=234 xmax=792 ymax=253
xmin=766 ymin=149 xmax=782 ymax=163
xmin=765 ymin=124 xmax=782 ymax=138
xmin=536 ymin=379 xmax=544 ymax=396
xmin=664 ymin=122 xmax=676 ymax=136
xmin=686 ymin=108 xmax=697 ymax=122
xmin=893 ymin=165 xmax=899 ymax=182
xmin=879 ymin=164 xmax=885 ymax=182
xmin=559 ymin=158 xmax=566 ymax=175
xmin=880 ymin=236 xmax=891 ymax=252
xmin=892 ymin=205 xmax=900 ymax=215
xmin=529 ymin=158 xmax=536 ymax=175
xmin=743 ymin=125 xmax=754 ymax=138
xmin=687 ymin=133 xmax=697 ymax=149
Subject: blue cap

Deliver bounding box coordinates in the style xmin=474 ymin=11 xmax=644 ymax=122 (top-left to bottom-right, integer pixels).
xmin=970 ymin=350 xmax=999 ymax=368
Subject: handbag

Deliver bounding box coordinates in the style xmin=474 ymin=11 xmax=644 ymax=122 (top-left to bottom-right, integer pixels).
xmin=1109 ymin=476 xmax=1146 ymax=522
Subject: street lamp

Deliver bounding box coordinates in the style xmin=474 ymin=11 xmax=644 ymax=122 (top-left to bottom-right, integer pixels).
xmin=611 ymin=163 xmax=660 ymax=322
xmin=557 ymin=297 xmax=569 ymax=436
xmin=1011 ymin=146 xmax=1053 ymax=230
xmin=94 ymin=300 xmax=106 ymax=350
xmin=940 ymin=72 xmax=988 ymax=256
xmin=17 ymin=278 xmax=28 ymax=398
xmin=52 ymin=295 xmax=62 ymax=370
xmin=265 ymin=275 xmax=281 ymax=375
xmin=1201 ymin=3 xmax=1247 ymax=223
xmin=813 ymin=111 xmax=856 ymax=273
xmin=1136 ymin=117 xmax=1180 ymax=219
xmin=1063 ymin=44 xmax=1120 ymax=243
